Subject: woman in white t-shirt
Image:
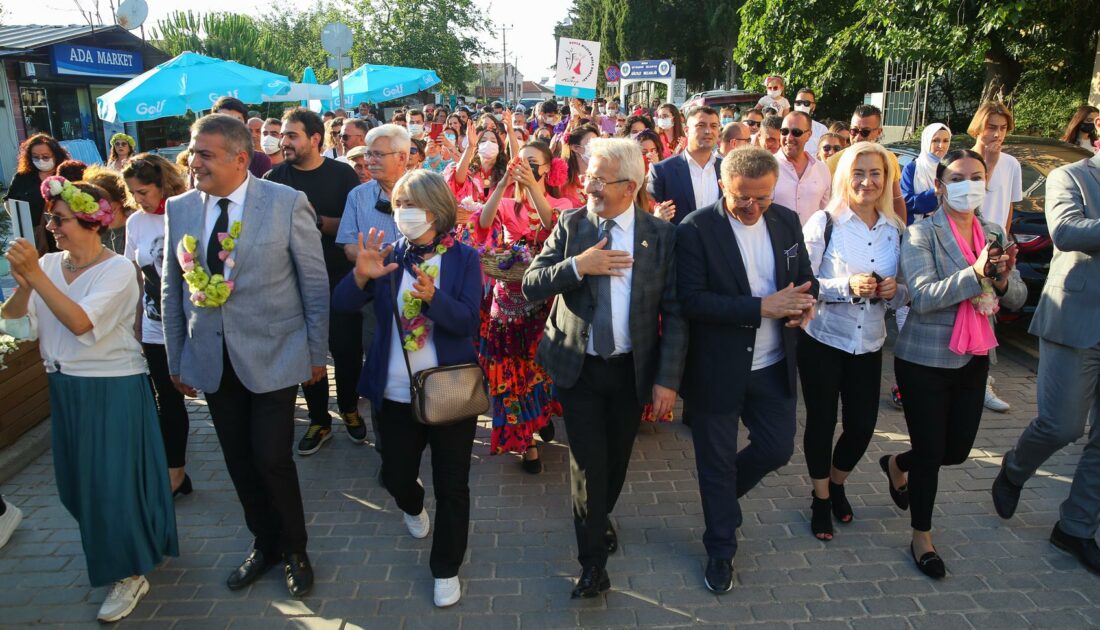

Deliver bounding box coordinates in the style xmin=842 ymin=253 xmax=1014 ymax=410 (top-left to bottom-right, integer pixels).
xmin=1 ymin=178 xmax=177 ymax=623
xmin=122 ymin=153 xmax=194 ymax=496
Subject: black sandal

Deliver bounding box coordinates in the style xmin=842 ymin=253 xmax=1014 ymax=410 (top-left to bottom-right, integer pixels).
xmin=810 ymin=492 xmax=833 ymax=541
xmin=829 ymin=481 xmax=853 ymax=523
xmin=879 ymin=455 xmax=910 ymax=511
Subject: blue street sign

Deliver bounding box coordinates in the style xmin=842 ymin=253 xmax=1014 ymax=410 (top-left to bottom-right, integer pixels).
xmin=51 ymin=44 xmax=143 ymax=78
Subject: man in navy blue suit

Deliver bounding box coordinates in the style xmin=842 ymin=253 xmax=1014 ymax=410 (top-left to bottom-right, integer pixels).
xmin=647 ymin=106 xmax=723 ymax=225
xmin=676 ymin=147 xmax=817 ymax=594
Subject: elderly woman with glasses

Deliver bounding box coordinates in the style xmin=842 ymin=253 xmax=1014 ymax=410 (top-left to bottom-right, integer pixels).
xmin=2 ymin=178 xmax=178 ymax=622
xmin=332 ymin=169 xmax=483 ymax=608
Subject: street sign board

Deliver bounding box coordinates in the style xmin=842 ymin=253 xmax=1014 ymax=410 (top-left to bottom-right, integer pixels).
xmin=605 ymin=65 xmax=620 ymax=82
xmin=327 ymin=56 xmax=350 ymax=69
xmin=321 ymin=23 xmax=353 ymax=56
xmin=619 ymin=60 xmax=673 ymax=80
xmin=672 ymin=78 xmax=687 ymax=103
xmin=554 ymin=38 xmax=601 ymax=100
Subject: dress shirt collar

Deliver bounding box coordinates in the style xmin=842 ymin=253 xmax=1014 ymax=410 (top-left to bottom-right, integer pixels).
xmin=597 ymin=203 xmax=636 ymax=234
xmin=776 ymin=148 xmax=816 ymax=169
xmin=203 ymin=174 xmax=250 ymax=209
xmin=684 ymin=149 xmax=716 ymax=171
xmin=832 ymin=204 xmax=890 ymax=229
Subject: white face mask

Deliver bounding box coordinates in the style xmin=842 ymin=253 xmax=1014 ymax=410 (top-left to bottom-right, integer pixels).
xmin=655 ymin=117 xmax=673 ymax=130
xmin=261 ymin=135 xmax=281 ymax=154
xmin=943 ymin=180 xmax=985 ymax=213
xmin=477 ymin=140 xmax=499 ymax=161
xmin=32 ymin=158 xmax=55 ymax=172
xmin=408 ymin=123 xmax=424 ymax=137
xmin=794 ymin=104 xmax=812 ymax=115
xmin=396 ymin=207 xmax=432 ymax=240
xmin=607 ymin=108 xmax=619 ymax=117
xmin=767 ymin=88 xmax=782 ymax=99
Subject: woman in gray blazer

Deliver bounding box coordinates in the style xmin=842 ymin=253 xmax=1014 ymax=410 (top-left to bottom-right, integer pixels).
xmin=880 ymin=149 xmax=1026 ymax=579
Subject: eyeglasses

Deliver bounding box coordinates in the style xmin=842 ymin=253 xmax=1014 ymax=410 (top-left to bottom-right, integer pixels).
xmin=365 ymin=150 xmax=402 ymax=160
xmin=792 ymin=100 xmax=814 ymax=107
xmin=780 ymin=128 xmax=808 ymax=138
xmin=581 ymin=175 xmax=630 ymax=191
xmin=744 ymin=120 xmax=761 ymax=128
xmin=43 ymin=213 xmax=75 ymax=227
xmin=729 ymin=196 xmax=773 ymax=209
xmin=821 ymin=144 xmax=843 ymax=153
xmin=339 ymin=134 xmax=363 ymax=141
xmin=849 ymin=126 xmax=878 ymax=138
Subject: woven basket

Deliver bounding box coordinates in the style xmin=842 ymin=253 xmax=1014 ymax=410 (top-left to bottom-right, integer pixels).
xmin=479 ymin=251 xmax=529 ymax=282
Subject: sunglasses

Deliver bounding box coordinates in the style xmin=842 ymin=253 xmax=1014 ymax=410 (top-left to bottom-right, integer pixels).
xmin=849 ymin=127 xmax=878 ymax=138
xmin=792 ymin=100 xmax=814 ymax=107
xmin=780 ymin=128 xmax=807 ymax=138
xmin=744 ymin=120 xmax=761 ymax=128
xmin=821 ymin=144 xmax=843 ymax=153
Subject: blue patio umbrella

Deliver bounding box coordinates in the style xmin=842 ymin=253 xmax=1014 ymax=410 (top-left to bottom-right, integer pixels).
xmin=96 ymin=52 xmax=292 ymax=123
xmin=331 ymin=64 xmax=441 ymax=108
xmin=298 ymin=66 xmax=332 ymax=112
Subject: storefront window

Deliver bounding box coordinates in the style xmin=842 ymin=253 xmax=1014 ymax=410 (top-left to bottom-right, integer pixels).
xmin=20 ymin=87 xmax=50 ymax=136
xmin=19 ymin=85 xmax=94 ymax=142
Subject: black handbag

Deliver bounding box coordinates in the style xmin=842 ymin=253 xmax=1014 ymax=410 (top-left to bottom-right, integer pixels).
xmin=390 ymin=266 xmax=489 ymax=426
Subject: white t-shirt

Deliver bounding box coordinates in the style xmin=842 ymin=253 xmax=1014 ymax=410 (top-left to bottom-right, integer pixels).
xmin=27 ymin=253 xmax=146 ymax=377
xmin=727 ymin=214 xmax=783 ymax=370
xmin=756 ymin=94 xmax=791 ymax=114
xmin=125 ymin=211 xmax=167 ymax=345
xmin=981 ymin=152 xmax=1022 ymax=230
xmin=384 ymin=257 xmax=442 ymax=403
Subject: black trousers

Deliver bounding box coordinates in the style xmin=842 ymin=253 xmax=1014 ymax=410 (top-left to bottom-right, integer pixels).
xmin=558 ymin=354 xmax=643 ymax=570
xmin=692 ymin=359 xmax=796 ymax=560
xmin=797 ymin=332 xmax=883 ymax=480
xmin=894 ymin=356 xmax=989 ymax=532
xmin=377 ymin=400 xmax=477 ymax=578
xmin=142 ymin=342 xmax=190 ymax=468
xmin=302 ymin=310 xmax=364 ymax=426
xmin=206 ymin=348 xmax=308 ymax=555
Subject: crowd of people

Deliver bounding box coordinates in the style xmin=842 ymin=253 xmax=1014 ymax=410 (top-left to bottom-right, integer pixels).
xmin=1 ymin=84 xmax=1099 ymax=622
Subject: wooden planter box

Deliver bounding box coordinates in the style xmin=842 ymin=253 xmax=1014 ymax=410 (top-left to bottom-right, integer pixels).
xmin=0 ymin=340 xmax=50 ymax=449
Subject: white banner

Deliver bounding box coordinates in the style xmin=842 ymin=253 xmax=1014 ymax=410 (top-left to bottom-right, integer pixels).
xmin=555 ymin=38 xmax=601 ymax=100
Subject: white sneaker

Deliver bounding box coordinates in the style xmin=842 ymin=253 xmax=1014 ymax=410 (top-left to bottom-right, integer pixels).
xmin=984 ymin=376 xmax=1010 ymax=412
xmin=403 ymin=509 xmax=430 ymax=539
xmin=0 ymin=502 xmax=23 ymax=550
xmin=434 ymin=576 xmax=461 ymax=607
xmin=97 ymin=575 xmax=149 ymax=623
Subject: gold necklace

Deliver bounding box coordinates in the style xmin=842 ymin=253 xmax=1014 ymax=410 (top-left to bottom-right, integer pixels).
xmin=62 ymin=247 xmax=106 ymax=272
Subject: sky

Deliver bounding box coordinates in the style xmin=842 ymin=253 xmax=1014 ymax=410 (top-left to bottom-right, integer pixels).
xmin=3 ymin=0 xmax=570 ymax=82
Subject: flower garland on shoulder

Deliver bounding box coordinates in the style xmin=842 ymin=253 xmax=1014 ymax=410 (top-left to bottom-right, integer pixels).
xmin=399 ymin=235 xmax=453 ymax=351
xmin=39 ymin=176 xmax=114 ymax=227
xmin=176 ymin=221 xmax=242 ymax=308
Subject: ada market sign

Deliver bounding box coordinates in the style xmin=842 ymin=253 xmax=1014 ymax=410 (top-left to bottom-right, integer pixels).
xmin=555 ymin=38 xmax=601 ymax=100
xmin=50 ymin=44 xmax=143 ymax=78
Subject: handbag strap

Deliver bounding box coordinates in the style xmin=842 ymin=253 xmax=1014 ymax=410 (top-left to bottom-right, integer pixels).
xmin=389 ymin=267 xmax=417 ymax=385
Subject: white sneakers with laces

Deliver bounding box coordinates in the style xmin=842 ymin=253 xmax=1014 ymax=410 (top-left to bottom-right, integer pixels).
xmin=97 ymin=575 xmax=149 ymax=623
xmin=984 ymin=376 xmax=1011 ymax=413
xmin=434 ymin=576 xmax=461 ymax=607
xmin=0 ymin=502 xmax=23 ymax=550
xmin=403 ymin=509 xmax=430 ymax=539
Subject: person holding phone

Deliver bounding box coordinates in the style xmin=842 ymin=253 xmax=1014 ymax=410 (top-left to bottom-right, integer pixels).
xmin=881 ymin=148 xmax=1026 ymax=579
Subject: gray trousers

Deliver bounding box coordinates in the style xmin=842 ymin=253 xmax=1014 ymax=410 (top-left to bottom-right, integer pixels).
xmin=1006 ymin=338 xmax=1100 ymax=538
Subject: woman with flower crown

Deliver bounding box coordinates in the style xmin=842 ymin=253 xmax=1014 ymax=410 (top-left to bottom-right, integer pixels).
xmin=469 ymin=140 xmax=569 ymax=473
xmin=1 ymin=177 xmax=178 ymax=623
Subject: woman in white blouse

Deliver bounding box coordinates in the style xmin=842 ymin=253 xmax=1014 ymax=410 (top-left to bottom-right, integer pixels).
xmin=799 ymin=142 xmax=908 ymax=541
xmin=2 ymin=178 xmax=177 ymax=623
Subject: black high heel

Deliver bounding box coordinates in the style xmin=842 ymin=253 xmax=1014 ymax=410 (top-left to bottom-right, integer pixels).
xmin=173 ymin=474 xmax=193 ymax=498
xmin=829 ymin=481 xmax=853 ymax=523
xmin=538 ymin=421 xmax=556 ymax=444
xmin=521 ymin=446 xmax=543 ymax=475
xmin=810 ymin=492 xmax=833 ymax=541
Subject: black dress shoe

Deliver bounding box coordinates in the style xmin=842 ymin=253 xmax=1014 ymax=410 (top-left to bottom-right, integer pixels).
xmin=172 ymin=474 xmax=193 ymax=498
xmin=910 ymin=543 xmax=946 ymax=579
xmin=226 ymin=549 xmax=276 ymax=591
xmin=521 ymin=446 xmax=543 ymax=475
xmin=605 ymin=522 xmax=618 ymax=554
xmin=704 ymin=556 xmax=733 ymax=593
xmin=538 ymin=421 xmax=555 ymax=443
xmin=1050 ymin=521 xmax=1100 ymax=575
xmin=879 ymin=455 xmax=910 ymax=511
xmin=570 ymin=565 xmax=610 ymax=599
xmin=992 ymin=456 xmax=1023 ymax=519
xmin=284 ymin=552 xmax=314 ymax=597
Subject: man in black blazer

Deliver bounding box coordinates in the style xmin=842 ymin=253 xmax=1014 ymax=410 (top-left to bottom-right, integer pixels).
xmin=524 ymin=138 xmax=687 ymax=599
xmin=647 ymin=105 xmax=723 ymax=225
xmin=676 ymin=147 xmax=818 ymax=593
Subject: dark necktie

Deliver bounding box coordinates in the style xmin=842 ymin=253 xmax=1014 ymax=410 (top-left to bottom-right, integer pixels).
xmin=592 ymin=219 xmax=615 ymax=359
xmin=207 ymin=198 xmax=230 ymax=276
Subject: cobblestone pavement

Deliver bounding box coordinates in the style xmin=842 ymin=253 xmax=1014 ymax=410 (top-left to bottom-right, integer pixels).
xmin=1 ymin=344 xmax=1098 ymax=629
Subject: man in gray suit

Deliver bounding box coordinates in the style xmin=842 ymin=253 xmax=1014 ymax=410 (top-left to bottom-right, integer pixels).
xmin=523 ymin=138 xmax=687 ymax=599
xmin=993 ymin=152 xmax=1100 ymax=573
xmin=162 ymin=114 xmax=330 ymax=596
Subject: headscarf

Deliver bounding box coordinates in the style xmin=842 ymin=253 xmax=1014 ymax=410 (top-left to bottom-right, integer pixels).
xmin=912 ymin=123 xmax=950 ymax=194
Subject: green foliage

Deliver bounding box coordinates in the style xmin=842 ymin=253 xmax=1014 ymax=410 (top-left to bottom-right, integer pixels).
xmin=1011 ymin=73 xmax=1091 ymax=138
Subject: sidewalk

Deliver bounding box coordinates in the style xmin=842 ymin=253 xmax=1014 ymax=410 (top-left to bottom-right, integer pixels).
xmin=1 ymin=345 xmax=1097 ymax=629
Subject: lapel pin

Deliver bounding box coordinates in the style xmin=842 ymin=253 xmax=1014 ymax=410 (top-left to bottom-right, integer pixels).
xmin=641 ymin=240 xmax=649 ymax=248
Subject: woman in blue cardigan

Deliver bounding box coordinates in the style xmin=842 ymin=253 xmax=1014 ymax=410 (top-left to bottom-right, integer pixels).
xmin=332 ymin=169 xmax=483 ymax=608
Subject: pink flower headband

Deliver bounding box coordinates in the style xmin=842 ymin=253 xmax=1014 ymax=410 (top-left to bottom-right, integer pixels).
xmin=39 ymin=176 xmax=114 ymax=228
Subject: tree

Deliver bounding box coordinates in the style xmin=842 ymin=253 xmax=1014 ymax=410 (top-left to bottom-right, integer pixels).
xmin=152 ymin=12 xmax=273 ymax=72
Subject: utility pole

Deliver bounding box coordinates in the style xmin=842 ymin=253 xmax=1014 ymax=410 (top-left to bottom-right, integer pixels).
xmin=501 ymin=25 xmax=512 ymax=104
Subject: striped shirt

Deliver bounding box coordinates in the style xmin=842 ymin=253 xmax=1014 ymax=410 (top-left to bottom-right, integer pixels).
xmin=336 ymin=180 xmax=399 ymax=246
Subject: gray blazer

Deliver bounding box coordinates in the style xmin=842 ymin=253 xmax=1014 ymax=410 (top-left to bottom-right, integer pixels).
xmin=161 ymin=177 xmax=330 ymax=394
xmin=1029 ymin=153 xmax=1100 ymax=349
xmin=521 ymin=206 xmax=687 ymax=403
xmin=894 ymin=209 xmax=1027 ymax=369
